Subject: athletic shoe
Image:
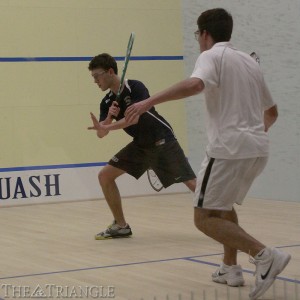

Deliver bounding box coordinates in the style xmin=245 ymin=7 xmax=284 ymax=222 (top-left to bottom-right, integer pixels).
xmin=95 ymin=221 xmax=132 ymax=240
xmin=212 ymin=263 xmax=245 ymax=287
xmin=249 ymin=247 xmax=291 ymax=299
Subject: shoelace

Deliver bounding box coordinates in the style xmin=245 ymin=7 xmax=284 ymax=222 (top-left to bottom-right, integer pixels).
xmin=100 ymin=222 xmax=117 ymax=235
xmin=249 ymin=255 xmax=258 ymax=276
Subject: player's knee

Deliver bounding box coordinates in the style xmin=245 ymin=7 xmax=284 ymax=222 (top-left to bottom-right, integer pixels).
xmin=194 ymin=208 xmax=205 ymax=231
xmin=98 ymin=169 xmax=111 ymax=187
xmin=194 ymin=219 xmax=204 ymax=232
xmin=194 ymin=208 xmax=211 ymax=233
xmin=98 ymin=168 xmax=119 ymax=187
xmin=98 ymin=170 xmax=104 ymax=186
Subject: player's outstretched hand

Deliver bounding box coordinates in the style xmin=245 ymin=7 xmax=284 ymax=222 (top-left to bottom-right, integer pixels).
xmin=88 ymin=112 xmax=109 ymax=138
xmin=125 ymin=100 xmax=152 ymax=123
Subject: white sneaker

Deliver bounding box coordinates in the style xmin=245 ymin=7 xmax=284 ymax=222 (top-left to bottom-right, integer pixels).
xmin=212 ymin=263 xmax=245 ymax=287
xmin=249 ymin=247 xmax=291 ymax=299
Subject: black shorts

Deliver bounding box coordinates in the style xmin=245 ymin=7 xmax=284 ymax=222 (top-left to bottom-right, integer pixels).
xmin=108 ymin=140 xmax=196 ymax=188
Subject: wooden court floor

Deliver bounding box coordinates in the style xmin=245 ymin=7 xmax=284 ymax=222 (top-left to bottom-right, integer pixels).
xmin=0 ymin=193 xmax=299 ymax=300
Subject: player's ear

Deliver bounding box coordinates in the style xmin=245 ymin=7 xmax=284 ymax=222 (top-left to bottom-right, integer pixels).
xmin=201 ymin=29 xmax=208 ymax=39
xmin=108 ymin=68 xmax=115 ymax=76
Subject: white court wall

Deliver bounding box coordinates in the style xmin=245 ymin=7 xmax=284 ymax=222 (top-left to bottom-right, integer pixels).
xmin=181 ymin=0 xmax=300 ymax=202
xmin=0 ymin=0 xmax=190 ymax=205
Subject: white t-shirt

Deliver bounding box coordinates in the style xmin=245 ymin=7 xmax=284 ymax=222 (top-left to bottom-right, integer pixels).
xmin=191 ymin=42 xmax=275 ymax=159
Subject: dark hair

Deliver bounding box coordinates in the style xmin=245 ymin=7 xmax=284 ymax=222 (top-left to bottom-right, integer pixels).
xmin=197 ymin=8 xmax=233 ymax=42
xmin=88 ymin=53 xmax=118 ymax=74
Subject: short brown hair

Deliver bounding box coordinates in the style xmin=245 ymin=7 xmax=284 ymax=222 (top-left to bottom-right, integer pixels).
xmin=197 ymin=8 xmax=233 ymax=42
xmin=88 ymin=53 xmax=118 ymax=74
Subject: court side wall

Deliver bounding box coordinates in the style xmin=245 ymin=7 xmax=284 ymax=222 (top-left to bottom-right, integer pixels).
xmin=0 ymin=0 xmax=190 ymax=206
xmin=181 ymin=0 xmax=300 ymax=202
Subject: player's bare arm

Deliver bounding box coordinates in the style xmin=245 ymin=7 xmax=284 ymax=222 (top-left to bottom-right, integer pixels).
xmin=264 ymin=105 xmax=278 ymax=132
xmin=104 ymin=115 xmax=140 ymax=131
xmin=125 ymin=77 xmax=204 ymax=122
xmin=88 ymin=112 xmax=140 ymax=139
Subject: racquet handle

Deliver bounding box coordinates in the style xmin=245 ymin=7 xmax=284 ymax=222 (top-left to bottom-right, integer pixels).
xmin=110 ymin=101 xmax=120 ymax=119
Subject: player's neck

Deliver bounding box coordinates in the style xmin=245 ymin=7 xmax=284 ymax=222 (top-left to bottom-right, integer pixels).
xmin=110 ymin=76 xmax=122 ymax=95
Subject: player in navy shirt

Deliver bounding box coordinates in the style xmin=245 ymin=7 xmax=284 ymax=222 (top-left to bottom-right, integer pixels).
xmin=88 ymin=53 xmax=196 ymax=240
xmin=99 ymin=79 xmax=175 ymax=147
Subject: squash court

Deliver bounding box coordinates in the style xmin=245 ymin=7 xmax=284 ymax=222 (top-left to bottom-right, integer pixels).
xmin=0 ymin=193 xmax=299 ymax=299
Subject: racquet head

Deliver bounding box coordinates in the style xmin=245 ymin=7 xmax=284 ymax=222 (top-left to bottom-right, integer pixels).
xmin=147 ymin=168 xmax=163 ymax=192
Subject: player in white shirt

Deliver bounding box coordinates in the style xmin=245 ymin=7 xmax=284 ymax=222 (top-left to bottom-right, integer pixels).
xmin=125 ymin=8 xmax=291 ymax=300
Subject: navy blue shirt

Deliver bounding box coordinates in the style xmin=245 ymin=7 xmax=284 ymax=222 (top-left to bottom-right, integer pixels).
xmin=99 ymin=80 xmax=175 ymax=147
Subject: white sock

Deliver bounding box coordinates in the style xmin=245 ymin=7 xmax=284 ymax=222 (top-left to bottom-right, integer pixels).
xmin=222 ymin=263 xmax=235 ymax=269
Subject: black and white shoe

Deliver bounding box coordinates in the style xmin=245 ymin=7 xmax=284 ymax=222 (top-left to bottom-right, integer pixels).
xmin=212 ymin=263 xmax=245 ymax=287
xmin=95 ymin=220 xmax=132 ymax=240
xmin=249 ymin=247 xmax=291 ymax=299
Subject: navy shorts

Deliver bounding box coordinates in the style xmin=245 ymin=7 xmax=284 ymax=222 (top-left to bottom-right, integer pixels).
xmin=108 ymin=140 xmax=196 ymax=188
